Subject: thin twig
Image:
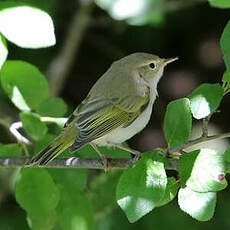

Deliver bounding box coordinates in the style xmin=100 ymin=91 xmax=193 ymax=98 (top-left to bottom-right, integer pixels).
xmin=47 ymin=1 xmax=94 ymax=97
xmin=0 ymin=118 xmax=10 ymax=129
xmin=169 ymin=132 xmax=230 ymax=153
xmin=9 ymin=117 xmax=67 ymax=145
xmin=202 ymin=113 xmax=213 ymax=137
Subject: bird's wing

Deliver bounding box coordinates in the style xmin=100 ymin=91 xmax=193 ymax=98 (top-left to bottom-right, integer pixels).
xmin=67 ymin=90 xmax=150 ymax=151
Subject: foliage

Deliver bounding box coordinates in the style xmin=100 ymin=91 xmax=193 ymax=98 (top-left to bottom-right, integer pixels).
xmin=0 ymin=0 xmax=230 ymax=229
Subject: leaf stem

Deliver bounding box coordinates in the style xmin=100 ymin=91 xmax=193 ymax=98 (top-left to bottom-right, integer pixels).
xmin=9 ymin=121 xmax=30 ymax=144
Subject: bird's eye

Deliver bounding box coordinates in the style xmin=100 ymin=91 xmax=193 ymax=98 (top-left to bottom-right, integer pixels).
xmin=149 ymin=63 xmax=156 ymax=69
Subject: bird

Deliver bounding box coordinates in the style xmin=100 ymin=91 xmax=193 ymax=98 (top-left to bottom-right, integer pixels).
xmin=29 ymin=53 xmax=177 ymax=166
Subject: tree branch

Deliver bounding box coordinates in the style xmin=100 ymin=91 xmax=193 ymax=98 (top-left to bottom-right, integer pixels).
xmin=169 ymin=132 xmax=230 ymax=153
xmin=1 ymin=129 xmax=229 ymax=170
xmin=47 ymin=1 xmax=94 ymax=97
xmin=0 ymin=156 xmax=178 ymax=170
xmin=5 ymin=115 xmax=230 ymax=170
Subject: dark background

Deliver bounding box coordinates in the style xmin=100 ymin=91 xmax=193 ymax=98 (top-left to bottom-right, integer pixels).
xmin=0 ymin=0 xmax=230 ymax=229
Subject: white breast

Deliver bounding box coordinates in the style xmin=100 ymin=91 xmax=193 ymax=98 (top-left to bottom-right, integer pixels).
xmin=93 ymin=90 xmax=156 ymax=146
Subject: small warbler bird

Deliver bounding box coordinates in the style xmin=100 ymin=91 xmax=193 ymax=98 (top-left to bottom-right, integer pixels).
xmin=29 ymin=53 xmax=177 ymax=165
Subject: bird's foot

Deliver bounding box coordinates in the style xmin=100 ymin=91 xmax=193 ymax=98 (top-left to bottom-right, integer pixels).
xmin=90 ymin=143 xmax=108 ymax=172
xmin=130 ymin=151 xmax=141 ymax=164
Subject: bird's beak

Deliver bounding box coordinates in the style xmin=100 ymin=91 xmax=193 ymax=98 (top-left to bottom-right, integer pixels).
xmin=162 ymin=57 xmax=178 ymax=66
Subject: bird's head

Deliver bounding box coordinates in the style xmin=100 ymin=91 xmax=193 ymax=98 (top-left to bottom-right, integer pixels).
xmin=116 ymin=52 xmax=178 ymax=87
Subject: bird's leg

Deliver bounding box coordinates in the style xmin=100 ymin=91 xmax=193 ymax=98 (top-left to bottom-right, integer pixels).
xmin=107 ymin=142 xmax=141 ymax=163
xmin=90 ymin=143 xmax=108 ymax=171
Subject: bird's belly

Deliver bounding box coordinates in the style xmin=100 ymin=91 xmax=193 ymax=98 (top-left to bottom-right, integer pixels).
xmin=93 ymin=101 xmax=154 ymax=146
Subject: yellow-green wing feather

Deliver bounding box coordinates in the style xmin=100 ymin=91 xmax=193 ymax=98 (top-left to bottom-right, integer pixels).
xmin=69 ymin=89 xmax=150 ymax=152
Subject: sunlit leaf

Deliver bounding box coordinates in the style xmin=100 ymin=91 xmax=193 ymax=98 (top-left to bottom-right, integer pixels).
xmin=142 ymin=148 xmax=169 ymax=168
xmin=188 ymin=83 xmax=223 ymax=119
xmin=39 ymin=117 xmax=67 ymax=129
xmin=129 ymin=12 xmax=165 ymax=27
xmin=11 ymin=86 xmax=30 ymax=111
xmin=20 ymin=112 xmax=48 ymax=141
xmin=0 ymin=3 xmax=55 ymax=48
xmin=1 ymin=60 xmax=49 ymax=110
xmin=209 ymin=0 xmax=230 ymax=8
xmin=0 ymin=34 xmax=7 ymax=70
xmin=116 ymin=158 xmax=167 ymax=223
xmin=178 ymin=187 xmax=216 ymax=221
xmin=179 ymin=149 xmax=227 ymax=192
xmin=95 ymin=0 xmax=165 ymax=26
xmin=164 ymin=98 xmax=192 ymax=148
xmin=156 ymin=177 xmax=179 ymax=207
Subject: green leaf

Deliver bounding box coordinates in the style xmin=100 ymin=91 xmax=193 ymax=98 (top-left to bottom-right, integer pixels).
xmin=20 ymin=112 xmax=47 ymax=141
xmin=34 ymin=133 xmax=56 ymax=154
xmin=0 ymin=34 xmax=7 ymax=70
xmin=116 ymin=158 xmax=167 ymax=223
xmin=37 ymin=97 xmax=67 ymax=117
xmin=11 ymin=86 xmax=30 ymax=111
xmin=1 ymin=60 xmax=49 ymax=110
xmin=142 ymin=148 xmax=169 ymax=168
xmin=164 ymin=98 xmax=192 ymax=148
xmin=179 ymin=149 xmax=227 ymax=192
xmin=95 ymin=0 xmax=149 ymax=20
xmin=27 ymin=211 xmax=56 ymax=230
xmin=221 ymin=20 xmax=230 ymax=70
xmin=178 ymin=187 xmax=216 ymax=221
xmin=224 ymin=147 xmax=230 ymax=163
xmin=156 ymin=177 xmax=179 ymax=207
xmin=0 ymin=143 xmax=22 ymax=157
xmin=95 ymin=0 xmax=165 ymax=26
xmin=57 ymin=186 xmax=94 ymax=230
xmin=33 ymin=133 xmax=70 ymax=158
xmin=209 ymin=0 xmax=230 ymax=9
xmin=89 ymin=171 xmax=123 ymax=213
xmin=37 ymin=117 xmax=67 ymax=130
xmin=48 ymin=168 xmax=87 ymax=192
xmin=77 ymin=143 xmax=131 ymax=158
xmin=188 ymin=83 xmax=224 ymax=119
xmin=15 ymin=168 xmax=60 ymax=229
xmin=222 ymin=71 xmax=230 ymax=83
xmin=0 ymin=3 xmax=55 ymax=48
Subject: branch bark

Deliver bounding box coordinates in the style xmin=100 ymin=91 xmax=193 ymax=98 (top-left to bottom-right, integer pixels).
xmin=168 ymin=132 xmax=230 ymax=153
xmin=5 ymin=116 xmax=230 ymax=170
xmin=0 ymin=157 xmax=133 ymax=169
xmin=0 ymin=156 xmax=178 ymax=170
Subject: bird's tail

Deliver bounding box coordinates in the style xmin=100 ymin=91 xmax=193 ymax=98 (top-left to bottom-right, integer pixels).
xmin=28 ymin=125 xmax=77 ymax=165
